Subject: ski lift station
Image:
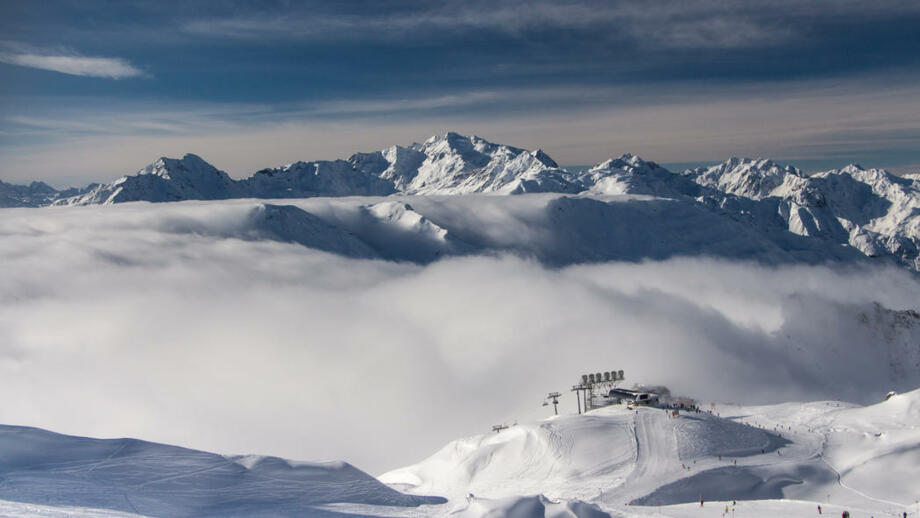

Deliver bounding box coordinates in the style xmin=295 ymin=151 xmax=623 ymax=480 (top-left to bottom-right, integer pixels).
xmin=570 ymin=370 xmax=672 ymax=414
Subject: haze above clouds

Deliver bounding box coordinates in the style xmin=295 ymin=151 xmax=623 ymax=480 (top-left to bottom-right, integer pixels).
xmin=1 ymin=201 xmax=918 ymax=474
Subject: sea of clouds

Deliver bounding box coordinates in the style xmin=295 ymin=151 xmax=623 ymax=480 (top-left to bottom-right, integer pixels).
xmin=1 ymin=200 xmax=918 ymax=474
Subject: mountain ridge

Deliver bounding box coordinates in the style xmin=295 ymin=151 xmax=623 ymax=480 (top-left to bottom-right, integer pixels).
xmin=3 ymin=132 xmax=919 ymax=271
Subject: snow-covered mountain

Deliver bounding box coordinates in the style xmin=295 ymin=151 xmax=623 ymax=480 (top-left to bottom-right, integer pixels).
xmin=0 ymin=178 xmax=94 ymax=207
xmin=52 ymin=133 xmax=576 ymax=205
xmin=4 ymin=132 xmax=920 ymax=270
xmin=0 ymin=179 xmax=61 ymax=207
xmin=683 ymin=159 xmax=920 ymax=270
xmin=578 ymin=153 xmax=701 ymax=198
xmin=61 ymin=154 xmax=237 ymax=205
xmin=239 ymin=160 xmax=396 ymax=198
xmin=349 ymin=132 xmax=578 ymax=194
xmin=684 ymin=157 xmax=804 ymax=200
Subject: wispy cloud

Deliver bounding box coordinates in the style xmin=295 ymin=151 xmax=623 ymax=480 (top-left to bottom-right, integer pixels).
xmin=180 ymin=0 xmax=920 ymax=50
xmin=0 ymin=43 xmax=143 ymax=79
xmin=181 ymin=4 xmax=791 ymax=50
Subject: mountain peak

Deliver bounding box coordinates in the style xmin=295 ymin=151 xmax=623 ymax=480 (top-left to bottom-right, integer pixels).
xmin=840 ymin=163 xmax=865 ymax=174
xmin=685 ymin=157 xmax=803 ymax=200
xmin=592 ymin=153 xmax=657 ymax=172
xmin=532 ymin=149 xmax=558 ymax=168
xmin=422 ymin=132 xmax=514 ymax=152
xmin=142 ymin=153 xmax=220 ymax=180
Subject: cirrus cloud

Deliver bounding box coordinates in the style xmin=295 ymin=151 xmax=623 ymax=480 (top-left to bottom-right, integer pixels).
xmin=0 ymin=43 xmax=142 ymax=79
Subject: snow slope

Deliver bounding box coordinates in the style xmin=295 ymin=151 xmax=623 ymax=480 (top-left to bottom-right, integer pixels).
xmin=245 ymin=203 xmax=379 ymax=259
xmin=0 ymin=424 xmax=444 ymax=518
xmin=380 ymin=405 xmax=786 ymax=505
xmin=382 ymin=388 xmax=920 ymax=518
xmin=3 ymin=391 xmax=917 ymax=517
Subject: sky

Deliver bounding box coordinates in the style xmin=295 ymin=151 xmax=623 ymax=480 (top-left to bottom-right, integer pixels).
xmin=1 ymin=0 xmax=920 ymax=186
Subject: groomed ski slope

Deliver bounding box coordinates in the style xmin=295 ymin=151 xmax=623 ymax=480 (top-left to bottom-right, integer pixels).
xmin=382 ymin=388 xmax=920 ymax=517
xmin=380 ymin=404 xmax=789 ymax=509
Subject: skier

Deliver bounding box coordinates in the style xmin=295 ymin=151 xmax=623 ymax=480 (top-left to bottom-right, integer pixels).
xmin=817 ymin=504 xmax=822 ymax=514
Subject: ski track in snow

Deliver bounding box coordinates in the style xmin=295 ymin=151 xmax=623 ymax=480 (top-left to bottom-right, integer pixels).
xmin=615 ymin=410 xmax=679 ymax=505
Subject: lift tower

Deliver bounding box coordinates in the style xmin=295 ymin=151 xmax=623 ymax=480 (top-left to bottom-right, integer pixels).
xmin=545 ymin=392 xmax=562 ymax=415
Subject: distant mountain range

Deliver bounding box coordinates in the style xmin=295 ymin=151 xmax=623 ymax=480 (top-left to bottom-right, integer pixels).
xmin=3 ymin=132 xmax=919 ymax=271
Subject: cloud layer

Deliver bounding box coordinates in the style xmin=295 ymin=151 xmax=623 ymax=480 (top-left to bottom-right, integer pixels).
xmin=0 ymin=200 xmax=918 ymax=475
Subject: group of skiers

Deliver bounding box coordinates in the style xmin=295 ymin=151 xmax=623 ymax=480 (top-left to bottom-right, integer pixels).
xmin=696 ymin=500 xmax=910 ymax=517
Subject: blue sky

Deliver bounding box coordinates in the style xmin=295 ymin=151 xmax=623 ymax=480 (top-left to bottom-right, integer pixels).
xmin=1 ymin=0 xmax=919 ymax=185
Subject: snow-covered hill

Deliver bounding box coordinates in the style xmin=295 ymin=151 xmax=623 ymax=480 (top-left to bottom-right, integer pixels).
xmin=381 ymin=388 xmax=920 ymax=517
xmin=0 ymin=424 xmax=444 ymax=518
xmin=6 ymin=390 xmax=917 ymax=518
